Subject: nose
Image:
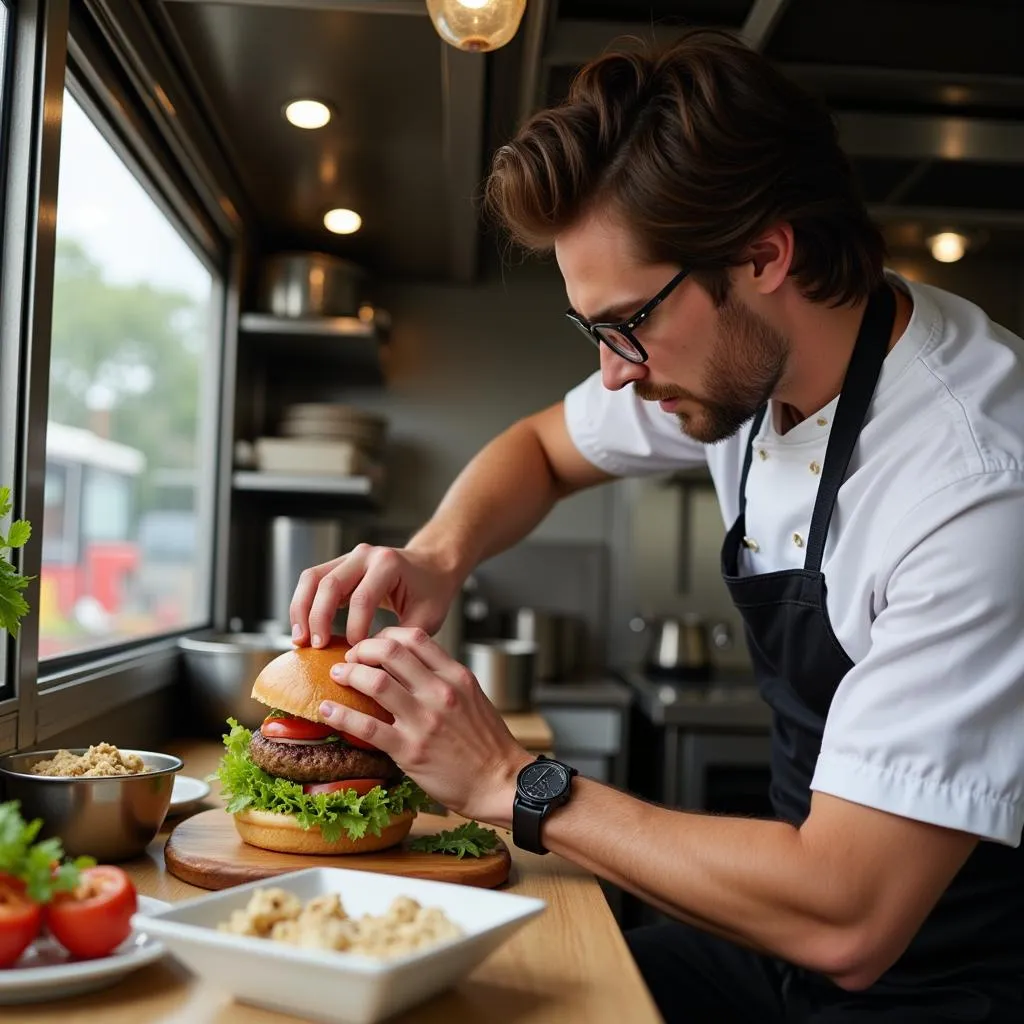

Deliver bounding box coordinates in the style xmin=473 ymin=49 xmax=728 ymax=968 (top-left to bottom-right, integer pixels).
xmin=599 ymin=341 xmax=646 ymax=391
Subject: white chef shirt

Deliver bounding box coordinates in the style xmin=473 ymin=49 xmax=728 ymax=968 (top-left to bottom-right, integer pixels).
xmin=564 ymin=272 xmax=1024 ymax=846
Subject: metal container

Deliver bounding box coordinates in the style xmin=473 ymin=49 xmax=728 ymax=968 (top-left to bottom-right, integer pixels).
xmin=510 ymin=609 xmax=561 ymax=681
xmin=0 ymin=750 xmax=183 ymax=862
xmin=631 ymin=612 xmax=713 ymax=682
xmin=178 ymin=632 xmax=295 ymax=734
xmin=464 ymin=639 xmax=536 ymax=712
xmin=258 ymin=252 xmax=367 ymax=318
xmin=266 ymin=516 xmax=348 ymax=633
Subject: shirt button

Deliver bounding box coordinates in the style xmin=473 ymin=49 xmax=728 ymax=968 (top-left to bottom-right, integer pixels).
xmin=743 ymin=536 xmax=760 ymax=552
xmin=758 ymin=449 xmax=768 ymax=460
xmin=793 ymin=533 xmax=805 ymax=548
xmin=809 ymin=461 xmax=821 ymax=475
xmin=816 ymin=417 xmax=828 ymax=427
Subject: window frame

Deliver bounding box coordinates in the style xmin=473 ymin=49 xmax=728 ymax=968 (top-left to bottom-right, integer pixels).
xmin=0 ymin=0 xmax=246 ymax=750
xmin=0 ymin=0 xmax=12 ymax=709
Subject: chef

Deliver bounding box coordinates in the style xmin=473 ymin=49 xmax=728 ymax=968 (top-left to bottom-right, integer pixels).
xmin=289 ymin=28 xmax=1024 ymax=1023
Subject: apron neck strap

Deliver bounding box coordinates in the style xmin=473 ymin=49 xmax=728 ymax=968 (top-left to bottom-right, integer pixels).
xmin=736 ymin=283 xmax=897 ymax=572
xmin=804 ymin=283 xmax=896 ymax=572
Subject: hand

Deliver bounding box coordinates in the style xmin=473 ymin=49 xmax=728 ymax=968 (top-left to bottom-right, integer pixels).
xmin=317 ymin=627 xmax=533 ymax=824
xmin=289 ymin=544 xmax=461 ymax=647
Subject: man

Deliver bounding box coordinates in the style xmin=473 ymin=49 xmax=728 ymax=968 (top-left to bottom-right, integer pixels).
xmin=289 ymin=29 xmax=1024 ymax=1023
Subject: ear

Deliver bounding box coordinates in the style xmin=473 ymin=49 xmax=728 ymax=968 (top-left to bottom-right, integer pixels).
xmin=743 ymin=223 xmax=794 ymax=296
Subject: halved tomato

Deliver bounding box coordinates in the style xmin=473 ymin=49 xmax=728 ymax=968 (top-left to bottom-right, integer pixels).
xmin=302 ymin=778 xmax=385 ymax=797
xmin=261 ymin=716 xmax=335 ymax=741
xmin=0 ymin=874 xmax=42 ymax=968
xmin=45 ymin=866 xmax=137 ymax=960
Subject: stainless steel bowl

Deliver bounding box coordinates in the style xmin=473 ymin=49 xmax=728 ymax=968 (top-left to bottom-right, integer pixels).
xmin=178 ymin=632 xmax=294 ymax=734
xmin=0 ymin=750 xmax=184 ymax=862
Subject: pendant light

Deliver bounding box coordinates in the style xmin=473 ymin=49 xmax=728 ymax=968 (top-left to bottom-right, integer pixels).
xmin=425 ymin=0 xmax=527 ymax=53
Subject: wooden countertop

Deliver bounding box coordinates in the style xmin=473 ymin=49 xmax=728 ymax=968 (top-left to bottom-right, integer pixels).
xmin=16 ymin=740 xmax=660 ymax=1024
xmin=501 ymin=711 xmax=554 ymax=753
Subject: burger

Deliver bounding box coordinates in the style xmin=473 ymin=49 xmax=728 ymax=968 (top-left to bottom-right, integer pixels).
xmin=215 ymin=636 xmax=428 ymax=855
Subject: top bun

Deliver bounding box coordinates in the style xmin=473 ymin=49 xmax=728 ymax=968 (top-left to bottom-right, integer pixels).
xmin=251 ymin=636 xmax=394 ymax=726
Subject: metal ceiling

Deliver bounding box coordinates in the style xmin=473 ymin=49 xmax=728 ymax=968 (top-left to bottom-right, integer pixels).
xmin=152 ymin=0 xmax=1024 ymax=284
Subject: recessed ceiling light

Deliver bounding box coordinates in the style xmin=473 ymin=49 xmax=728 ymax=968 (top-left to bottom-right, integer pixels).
xmin=927 ymin=231 xmax=968 ymax=263
xmin=284 ymin=99 xmax=332 ymax=130
xmin=324 ymin=208 xmax=362 ymax=235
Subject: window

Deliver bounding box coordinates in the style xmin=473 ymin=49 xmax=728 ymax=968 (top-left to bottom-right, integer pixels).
xmin=39 ymin=89 xmax=218 ymax=660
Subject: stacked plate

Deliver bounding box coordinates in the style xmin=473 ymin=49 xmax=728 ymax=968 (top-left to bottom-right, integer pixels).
xmin=279 ymin=403 xmax=387 ymax=460
xmin=253 ymin=403 xmax=388 ymax=478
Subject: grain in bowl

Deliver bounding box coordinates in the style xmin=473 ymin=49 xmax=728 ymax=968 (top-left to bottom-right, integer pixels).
xmin=28 ymin=742 xmax=148 ymax=777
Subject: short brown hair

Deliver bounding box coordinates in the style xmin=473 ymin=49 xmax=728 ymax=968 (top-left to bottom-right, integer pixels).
xmin=484 ymin=28 xmax=885 ymax=307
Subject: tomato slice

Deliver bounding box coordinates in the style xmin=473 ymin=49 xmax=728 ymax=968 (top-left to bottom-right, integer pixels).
xmin=45 ymin=865 xmax=137 ymax=960
xmin=302 ymin=778 xmax=385 ymax=797
xmin=261 ymin=716 xmax=379 ymax=751
xmin=0 ymin=874 xmax=42 ymax=968
xmin=334 ymin=731 xmax=378 ymax=752
xmin=261 ymin=716 xmax=335 ymax=741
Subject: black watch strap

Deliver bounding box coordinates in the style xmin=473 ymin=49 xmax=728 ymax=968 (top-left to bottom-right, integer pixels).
xmin=513 ymin=796 xmax=549 ymax=855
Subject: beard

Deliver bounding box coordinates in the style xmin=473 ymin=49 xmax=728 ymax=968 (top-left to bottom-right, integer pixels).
xmin=635 ymin=294 xmax=788 ymax=444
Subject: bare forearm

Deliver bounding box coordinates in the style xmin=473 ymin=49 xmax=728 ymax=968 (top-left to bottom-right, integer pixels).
xmin=493 ymin=779 xmax=960 ymax=990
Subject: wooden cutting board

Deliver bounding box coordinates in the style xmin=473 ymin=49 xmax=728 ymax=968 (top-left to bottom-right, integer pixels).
xmin=165 ymin=809 xmax=512 ymax=891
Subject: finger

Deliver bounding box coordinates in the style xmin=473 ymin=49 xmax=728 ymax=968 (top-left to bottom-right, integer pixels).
xmin=306 ymin=547 xmax=372 ymax=647
xmin=317 ymin=700 xmax=401 ymax=759
xmin=346 ymin=636 xmax=440 ymax=694
xmin=345 ymin=550 xmax=402 ymax=645
xmin=372 ymin=626 xmax=468 ymax=683
xmin=330 ymin=662 xmax=419 ymax=720
xmin=289 ymin=559 xmax=339 ymax=644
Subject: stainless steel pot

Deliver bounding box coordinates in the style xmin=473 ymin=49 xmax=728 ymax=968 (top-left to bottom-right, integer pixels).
xmin=464 ymin=639 xmax=536 ymax=712
xmin=631 ymin=612 xmax=712 ymax=681
xmin=258 ymin=252 xmax=367 ymax=318
xmin=506 ymin=608 xmax=585 ymax=681
xmin=178 ymin=632 xmax=295 ymax=734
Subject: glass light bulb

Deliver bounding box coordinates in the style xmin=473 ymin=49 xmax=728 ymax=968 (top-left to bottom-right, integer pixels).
xmin=928 ymin=231 xmax=967 ymax=263
xmin=284 ymin=99 xmax=332 ymax=130
xmin=324 ymin=208 xmax=362 ymax=235
xmin=426 ymin=0 xmax=527 ymax=53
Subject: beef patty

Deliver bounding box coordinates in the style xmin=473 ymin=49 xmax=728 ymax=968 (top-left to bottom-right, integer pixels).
xmin=249 ymin=730 xmax=399 ymax=784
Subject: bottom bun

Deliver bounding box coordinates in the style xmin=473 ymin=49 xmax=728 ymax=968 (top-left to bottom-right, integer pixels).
xmin=233 ymin=807 xmax=416 ymax=856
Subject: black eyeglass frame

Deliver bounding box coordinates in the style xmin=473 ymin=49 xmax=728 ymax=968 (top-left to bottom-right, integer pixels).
xmin=564 ymin=267 xmax=690 ymax=364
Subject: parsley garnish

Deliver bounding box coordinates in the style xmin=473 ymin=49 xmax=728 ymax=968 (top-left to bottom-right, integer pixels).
xmin=0 ymin=486 xmax=33 ymax=638
xmin=0 ymin=801 xmax=94 ymax=903
xmin=410 ymin=821 xmax=501 ymax=859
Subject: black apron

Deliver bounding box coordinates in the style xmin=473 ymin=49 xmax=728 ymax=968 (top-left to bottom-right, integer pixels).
xmin=720 ymin=284 xmax=1024 ymax=1019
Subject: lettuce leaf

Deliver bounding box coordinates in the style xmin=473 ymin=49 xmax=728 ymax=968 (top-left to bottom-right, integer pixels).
xmin=212 ymin=719 xmax=431 ymax=844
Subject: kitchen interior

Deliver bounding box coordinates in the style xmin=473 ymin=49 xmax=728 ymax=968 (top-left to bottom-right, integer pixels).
xmin=1 ymin=0 xmax=1024 ymax=1015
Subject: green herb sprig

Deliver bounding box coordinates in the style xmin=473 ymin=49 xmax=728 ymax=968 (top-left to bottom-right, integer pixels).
xmin=410 ymin=821 xmax=501 ymax=859
xmin=0 ymin=486 xmax=33 ymax=638
xmin=0 ymin=801 xmax=95 ymax=903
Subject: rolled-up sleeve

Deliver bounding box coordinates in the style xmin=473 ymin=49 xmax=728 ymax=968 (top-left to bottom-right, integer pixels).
xmin=812 ymin=471 xmax=1024 ymax=846
xmin=563 ymin=371 xmax=707 ymax=476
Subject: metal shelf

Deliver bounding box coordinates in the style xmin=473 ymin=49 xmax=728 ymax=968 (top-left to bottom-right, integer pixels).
xmin=239 ymin=311 xmax=389 ymax=339
xmin=232 ymin=471 xmax=382 ymax=504
xmin=238 ymin=311 xmax=389 ymax=382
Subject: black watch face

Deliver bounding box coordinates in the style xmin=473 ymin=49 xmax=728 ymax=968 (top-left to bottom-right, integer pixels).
xmin=519 ymin=761 xmax=569 ymax=801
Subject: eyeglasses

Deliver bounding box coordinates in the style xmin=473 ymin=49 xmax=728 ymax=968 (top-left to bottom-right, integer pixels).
xmin=565 ymin=267 xmax=690 ymax=364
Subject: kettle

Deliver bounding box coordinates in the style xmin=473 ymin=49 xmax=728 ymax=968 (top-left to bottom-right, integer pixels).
xmin=630 ymin=612 xmax=713 ymax=682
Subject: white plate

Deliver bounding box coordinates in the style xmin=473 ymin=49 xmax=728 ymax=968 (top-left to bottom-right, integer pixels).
xmin=134 ymin=867 xmax=546 ymax=1024
xmin=168 ymin=774 xmax=212 ymax=815
xmin=0 ymin=895 xmax=169 ymax=1005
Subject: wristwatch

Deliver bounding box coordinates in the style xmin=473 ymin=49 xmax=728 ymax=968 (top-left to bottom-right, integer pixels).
xmin=512 ymin=755 xmax=578 ymax=855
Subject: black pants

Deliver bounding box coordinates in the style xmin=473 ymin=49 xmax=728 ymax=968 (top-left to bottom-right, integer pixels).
xmin=626 ymin=922 xmax=1021 ymax=1023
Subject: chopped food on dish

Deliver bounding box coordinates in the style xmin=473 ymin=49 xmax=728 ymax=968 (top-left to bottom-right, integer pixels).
xmin=217 ymin=886 xmax=462 ymax=958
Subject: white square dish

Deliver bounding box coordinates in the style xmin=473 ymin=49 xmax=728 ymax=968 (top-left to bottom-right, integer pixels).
xmin=132 ymin=867 xmax=546 ymax=1024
